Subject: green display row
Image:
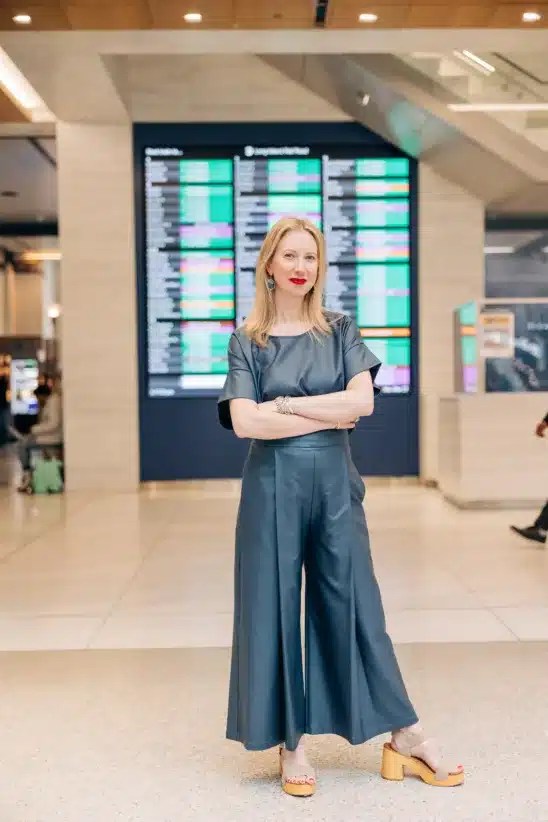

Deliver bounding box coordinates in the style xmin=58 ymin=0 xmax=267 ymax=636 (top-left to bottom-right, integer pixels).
xmin=179 ymin=330 xmax=411 ymax=374
xmin=175 ymin=157 xmax=409 ymax=185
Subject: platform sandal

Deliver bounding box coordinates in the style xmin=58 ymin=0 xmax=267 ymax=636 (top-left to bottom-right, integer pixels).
xmin=279 ymin=746 xmax=316 ymax=797
xmin=381 ymin=727 xmax=464 ymax=788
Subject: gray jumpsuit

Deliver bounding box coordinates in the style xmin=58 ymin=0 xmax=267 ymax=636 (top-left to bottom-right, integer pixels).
xmin=218 ymin=311 xmax=418 ymax=751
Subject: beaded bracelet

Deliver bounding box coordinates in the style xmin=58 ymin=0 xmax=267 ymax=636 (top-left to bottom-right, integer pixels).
xmin=274 ymin=395 xmax=294 ymax=415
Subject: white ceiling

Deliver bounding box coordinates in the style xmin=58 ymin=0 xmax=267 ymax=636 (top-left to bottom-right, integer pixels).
xmin=126 ymin=54 xmax=350 ymax=121
xmin=497 ymin=53 xmax=548 ymax=84
xmin=0 ymin=28 xmax=547 ymax=223
xmin=0 ymin=234 xmax=58 ymax=252
xmin=0 ymin=136 xmax=56 ymax=222
xmin=3 ymin=28 xmax=548 ymax=54
xmin=485 ymin=230 xmax=547 ymax=249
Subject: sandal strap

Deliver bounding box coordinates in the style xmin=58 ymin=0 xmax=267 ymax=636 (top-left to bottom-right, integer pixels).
xmin=392 ymin=731 xmax=451 ymax=781
xmin=409 ymin=740 xmax=449 ymax=781
xmin=279 ymin=748 xmax=316 ymax=783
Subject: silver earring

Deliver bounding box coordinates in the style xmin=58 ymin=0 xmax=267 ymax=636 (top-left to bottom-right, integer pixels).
xmin=266 ymin=276 xmax=276 ymax=291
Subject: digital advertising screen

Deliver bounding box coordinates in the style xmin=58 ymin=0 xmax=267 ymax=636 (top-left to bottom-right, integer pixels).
xmin=10 ymin=358 xmax=39 ymax=415
xmin=143 ymin=145 xmax=414 ymax=398
xmin=485 ymin=303 xmax=548 ymax=393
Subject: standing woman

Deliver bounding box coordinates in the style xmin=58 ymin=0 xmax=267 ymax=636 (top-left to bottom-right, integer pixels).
xmin=218 ymin=217 xmax=464 ymax=796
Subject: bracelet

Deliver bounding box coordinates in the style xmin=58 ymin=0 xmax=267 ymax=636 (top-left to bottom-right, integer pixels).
xmin=274 ymin=395 xmax=294 ymax=415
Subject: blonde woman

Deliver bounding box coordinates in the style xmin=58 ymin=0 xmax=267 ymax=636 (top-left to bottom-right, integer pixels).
xmin=218 ymin=217 xmax=464 ymax=796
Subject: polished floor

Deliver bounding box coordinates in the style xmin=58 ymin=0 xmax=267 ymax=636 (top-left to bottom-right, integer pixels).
xmin=1 ymin=450 xmax=548 ymax=820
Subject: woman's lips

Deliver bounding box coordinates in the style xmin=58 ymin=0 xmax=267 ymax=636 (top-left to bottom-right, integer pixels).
xmin=289 ymin=278 xmax=307 ymax=285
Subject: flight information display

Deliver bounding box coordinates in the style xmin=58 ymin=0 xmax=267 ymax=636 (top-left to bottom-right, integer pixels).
xmin=144 ymin=147 xmax=413 ymax=397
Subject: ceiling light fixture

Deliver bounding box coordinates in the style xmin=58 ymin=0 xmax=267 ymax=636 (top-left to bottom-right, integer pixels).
xmin=522 ymin=10 xmax=542 ymax=21
xmin=12 ymin=13 xmax=31 ymax=24
xmin=453 ymin=50 xmax=495 ymax=76
xmin=484 ymin=246 xmax=515 ymax=255
xmin=47 ymin=304 xmax=62 ymax=319
xmin=449 ymin=102 xmax=548 ymax=112
xmin=0 ymin=48 xmax=42 ymax=110
xmin=183 ymin=12 xmax=202 ymax=23
xmin=459 ymin=50 xmax=496 ymax=74
xmin=21 ymin=250 xmax=62 ymax=263
xmin=358 ymin=13 xmax=378 ymax=23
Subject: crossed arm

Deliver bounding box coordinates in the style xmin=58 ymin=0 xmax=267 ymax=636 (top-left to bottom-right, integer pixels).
xmin=229 ymin=370 xmax=375 ymax=440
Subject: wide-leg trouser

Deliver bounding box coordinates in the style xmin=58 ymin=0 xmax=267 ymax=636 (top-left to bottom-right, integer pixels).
xmin=226 ymin=429 xmax=418 ymax=751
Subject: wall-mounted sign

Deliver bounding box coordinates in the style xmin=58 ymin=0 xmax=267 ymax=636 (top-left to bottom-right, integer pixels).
xmin=479 ymin=311 xmax=515 ymax=358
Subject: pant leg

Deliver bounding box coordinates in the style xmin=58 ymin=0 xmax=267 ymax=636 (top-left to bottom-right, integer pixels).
xmin=0 ymin=408 xmax=8 ymax=446
xmin=534 ymin=501 xmax=548 ymax=531
xmin=226 ymin=442 xmax=313 ymax=751
xmin=17 ymin=436 xmax=35 ymax=471
xmin=304 ymin=444 xmax=418 ymax=744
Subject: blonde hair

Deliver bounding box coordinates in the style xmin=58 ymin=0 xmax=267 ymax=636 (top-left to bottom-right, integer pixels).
xmin=242 ymin=216 xmax=332 ymax=347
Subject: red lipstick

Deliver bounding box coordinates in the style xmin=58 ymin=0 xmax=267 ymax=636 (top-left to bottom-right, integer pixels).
xmin=289 ymin=278 xmax=306 ymax=285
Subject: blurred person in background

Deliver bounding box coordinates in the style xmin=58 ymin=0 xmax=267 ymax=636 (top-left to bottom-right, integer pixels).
xmin=34 ymin=377 xmax=52 ymax=413
xmin=510 ymin=411 xmax=548 ymax=545
xmin=17 ymin=373 xmax=63 ymax=493
xmin=0 ymin=364 xmax=9 ymax=447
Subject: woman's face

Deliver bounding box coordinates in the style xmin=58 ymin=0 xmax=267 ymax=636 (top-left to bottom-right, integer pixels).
xmin=268 ymin=229 xmax=319 ymax=298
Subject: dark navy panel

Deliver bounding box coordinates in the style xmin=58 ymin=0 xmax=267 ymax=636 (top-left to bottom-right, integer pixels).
xmin=134 ymin=122 xmax=419 ymax=480
xmin=138 ymin=395 xmax=417 ymax=479
xmin=134 ymin=121 xmax=401 ymax=149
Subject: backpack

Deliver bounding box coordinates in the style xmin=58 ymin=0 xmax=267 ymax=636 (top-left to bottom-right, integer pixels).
xmin=32 ymin=457 xmax=64 ymax=494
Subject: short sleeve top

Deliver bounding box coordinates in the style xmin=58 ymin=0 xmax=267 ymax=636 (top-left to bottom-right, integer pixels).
xmin=217 ymin=311 xmax=381 ymax=430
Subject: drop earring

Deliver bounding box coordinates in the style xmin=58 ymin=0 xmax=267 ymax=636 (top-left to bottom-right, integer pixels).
xmin=266 ymin=276 xmax=276 ymax=291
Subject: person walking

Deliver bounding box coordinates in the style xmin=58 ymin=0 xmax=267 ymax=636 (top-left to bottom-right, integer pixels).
xmin=217 ymin=216 xmax=463 ymax=796
xmin=510 ymin=411 xmax=548 ymax=545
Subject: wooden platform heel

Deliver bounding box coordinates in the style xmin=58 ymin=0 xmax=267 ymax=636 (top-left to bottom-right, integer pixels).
xmin=381 ymin=728 xmax=465 ymax=788
xmin=279 ymin=746 xmax=316 ymax=797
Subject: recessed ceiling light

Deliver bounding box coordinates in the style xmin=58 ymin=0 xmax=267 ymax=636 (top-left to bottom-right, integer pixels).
xmin=22 ymin=251 xmax=62 ymax=263
xmin=12 ymin=13 xmax=31 ymax=25
xmin=359 ymin=13 xmax=378 ymax=23
xmin=183 ymin=12 xmax=202 ymax=23
xmin=522 ymin=10 xmax=542 ymax=21
xmin=456 ymin=50 xmax=496 ymax=75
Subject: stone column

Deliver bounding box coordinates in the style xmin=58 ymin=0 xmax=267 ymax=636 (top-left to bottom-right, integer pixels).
xmin=57 ymin=123 xmax=139 ymax=491
xmin=418 ymin=164 xmax=484 ymax=483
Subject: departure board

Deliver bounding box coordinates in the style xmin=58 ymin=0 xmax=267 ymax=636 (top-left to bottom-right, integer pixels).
xmin=144 ymin=147 xmax=413 ymax=397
